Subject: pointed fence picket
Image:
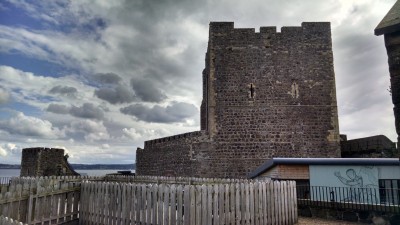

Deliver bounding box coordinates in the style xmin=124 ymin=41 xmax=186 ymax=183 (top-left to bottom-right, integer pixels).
xmin=1 ymin=176 xmax=298 ymax=225
xmin=0 ymin=215 xmax=27 ymax=225
xmin=0 ymin=177 xmax=80 ymax=224
xmin=104 ymin=175 xmax=253 ymax=185
xmin=79 ymin=180 xmax=297 ymax=225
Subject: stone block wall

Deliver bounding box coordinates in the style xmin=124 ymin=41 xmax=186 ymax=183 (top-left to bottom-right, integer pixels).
xmin=136 ymin=131 xmax=211 ymax=177
xmin=20 ymin=147 xmax=79 ymax=177
xmin=137 ymin=22 xmax=340 ymax=178
xmin=341 ymin=135 xmax=397 ymax=158
xmin=20 ymin=148 xmax=41 ymax=176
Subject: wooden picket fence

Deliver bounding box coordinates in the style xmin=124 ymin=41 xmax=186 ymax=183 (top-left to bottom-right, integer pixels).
xmin=0 ymin=216 xmax=27 ymax=225
xmin=1 ymin=176 xmax=298 ymax=225
xmin=80 ymin=180 xmax=297 ymax=225
xmin=0 ymin=177 xmax=80 ymax=224
xmin=104 ymin=175 xmax=254 ymax=185
xmin=0 ymin=177 xmax=12 ymax=185
xmin=9 ymin=176 xmax=103 ymax=186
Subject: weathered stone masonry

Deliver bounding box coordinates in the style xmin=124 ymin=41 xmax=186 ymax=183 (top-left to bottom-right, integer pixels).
xmin=136 ymin=22 xmax=341 ymax=178
xmin=20 ymin=147 xmax=79 ymax=177
xmin=375 ymin=0 xmax=400 ymax=156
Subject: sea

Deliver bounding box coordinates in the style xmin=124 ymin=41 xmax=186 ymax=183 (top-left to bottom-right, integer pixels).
xmin=0 ymin=169 xmax=135 ymax=177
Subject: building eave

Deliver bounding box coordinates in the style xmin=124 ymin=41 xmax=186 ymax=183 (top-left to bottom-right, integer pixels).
xmin=248 ymin=157 xmax=400 ymax=179
xmin=375 ymin=0 xmax=400 ymax=36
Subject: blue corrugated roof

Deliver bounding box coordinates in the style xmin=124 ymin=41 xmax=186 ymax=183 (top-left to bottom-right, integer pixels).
xmin=248 ymin=158 xmax=400 ymax=179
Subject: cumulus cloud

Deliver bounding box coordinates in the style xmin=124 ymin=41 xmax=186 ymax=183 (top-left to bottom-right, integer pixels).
xmin=0 ymin=0 xmax=397 ymax=164
xmin=6 ymin=143 xmax=17 ymax=151
xmin=0 ymin=66 xmax=99 ymax=113
xmin=47 ymin=103 xmax=70 ymax=114
xmin=94 ymin=85 xmax=135 ymax=104
xmin=0 ymin=146 xmax=7 ymax=156
xmin=0 ymin=112 xmax=61 ymax=138
xmin=47 ymin=103 xmax=104 ymax=120
xmin=0 ymin=87 xmax=10 ymax=104
xmin=121 ymin=127 xmax=170 ymax=142
xmin=120 ymin=102 xmax=198 ymax=123
xmin=66 ymin=120 xmax=110 ymax=142
xmin=48 ymin=85 xmax=78 ymax=97
xmin=101 ymin=143 xmax=110 ymax=149
xmin=122 ymin=127 xmax=142 ymax=140
xmin=131 ymin=78 xmax=166 ymax=103
xmin=70 ymin=103 xmax=104 ymax=120
xmin=92 ymin=73 xmax=122 ymax=84
xmin=0 ymin=143 xmax=23 ymax=164
xmin=0 ymin=143 xmax=20 ymax=156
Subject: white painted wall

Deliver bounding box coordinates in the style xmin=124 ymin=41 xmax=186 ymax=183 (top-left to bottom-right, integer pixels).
xmin=378 ymin=166 xmax=400 ymax=180
xmin=308 ymin=164 xmax=399 ymax=204
xmin=310 ymin=165 xmax=380 ymax=188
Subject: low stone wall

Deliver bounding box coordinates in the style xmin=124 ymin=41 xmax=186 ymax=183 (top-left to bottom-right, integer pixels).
xmin=341 ymin=135 xmax=397 ymax=158
xmin=136 ymin=131 xmax=211 ymax=177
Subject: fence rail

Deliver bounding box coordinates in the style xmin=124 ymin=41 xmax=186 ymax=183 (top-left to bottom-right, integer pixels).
xmin=9 ymin=175 xmax=249 ymax=186
xmin=104 ymin=175 xmax=255 ymax=185
xmin=80 ymin=180 xmax=297 ymax=225
xmin=9 ymin=176 xmax=103 ymax=186
xmin=297 ymin=185 xmax=400 ymax=214
xmin=0 ymin=177 xmax=80 ymax=224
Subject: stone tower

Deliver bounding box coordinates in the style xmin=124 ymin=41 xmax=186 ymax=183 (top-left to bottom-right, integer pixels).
xmin=20 ymin=147 xmax=79 ymax=177
xmin=137 ymin=22 xmax=341 ymax=178
xmin=375 ymin=0 xmax=400 ymax=156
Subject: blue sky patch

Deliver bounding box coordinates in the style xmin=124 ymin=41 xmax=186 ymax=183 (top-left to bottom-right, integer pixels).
xmin=0 ymin=53 xmax=77 ymax=77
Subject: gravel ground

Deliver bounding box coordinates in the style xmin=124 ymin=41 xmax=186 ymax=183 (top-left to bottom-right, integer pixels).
xmin=297 ymin=217 xmax=370 ymax=225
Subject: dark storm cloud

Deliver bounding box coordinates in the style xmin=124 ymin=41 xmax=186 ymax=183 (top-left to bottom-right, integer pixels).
xmin=48 ymin=85 xmax=77 ymax=97
xmin=131 ymin=78 xmax=166 ymax=102
xmin=47 ymin=103 xmax=70 ymax=114
xmin=120 ymin=102 xmax=198 ymax=123
xmin=84 ymin=0 xmax=208 ymax=99
xmin=70 ymin=103 xmax=104 ymax=120
xmin=92 ymin=73 xmax=122 ymax=84
xmin=94 ymin=85 xmax=136 ymax=104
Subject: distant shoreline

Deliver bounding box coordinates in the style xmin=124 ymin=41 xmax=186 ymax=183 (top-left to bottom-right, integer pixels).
xmin=0 ymin=164 xmax=136 ymax=170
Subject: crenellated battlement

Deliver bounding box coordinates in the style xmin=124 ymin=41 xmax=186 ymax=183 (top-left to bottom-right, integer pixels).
xmin=23 ymin=147 xmax=64 ymax=154
xmin=210 ymin=21 xmax=330 ymax=35
xmin=209 ymin=22 xmax=331 ymax=48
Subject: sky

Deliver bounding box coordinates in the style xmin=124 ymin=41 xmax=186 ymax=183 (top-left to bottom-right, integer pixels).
xmin=0 ymin=0 xmax=397 ymax=164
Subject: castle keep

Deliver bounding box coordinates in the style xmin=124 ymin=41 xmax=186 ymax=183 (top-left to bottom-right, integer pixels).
xmin=136 ymin=22 xmax=341 ymax=178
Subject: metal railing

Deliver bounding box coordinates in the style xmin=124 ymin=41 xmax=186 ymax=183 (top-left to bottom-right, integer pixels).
xmin=0 ymin=177 xmax=12 ymax=185
xmin=297 ymin=185 xmax=400 ymax=214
